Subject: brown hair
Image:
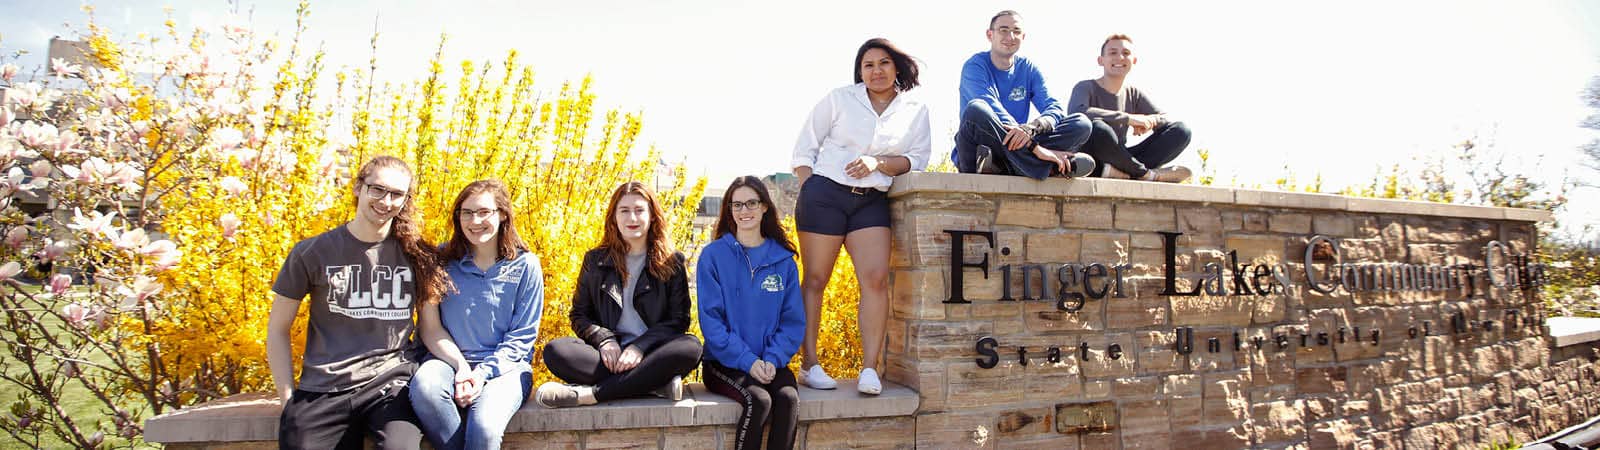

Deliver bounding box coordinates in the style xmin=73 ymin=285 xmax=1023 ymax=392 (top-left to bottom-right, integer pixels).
xmin=989 ymin=10 xmax=1021 ymax=29
xmin=352 ymin=155 xmax=447 ymax=305
xmin=853 ymin=38 xmax=921 ymax=92
xmin=441 ymin=179 xmax=529 ymax=264
xmin=601 ymin=181 xmax=676 ymax=281
xmin=1101 ymin=33 xmax=1134 ymax=55
xmin=712 ymin=176 xmax=797 ymax=255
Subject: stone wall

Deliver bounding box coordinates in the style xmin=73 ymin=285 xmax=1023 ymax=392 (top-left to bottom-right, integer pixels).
xmin=882 ymin=173 xmax=1597 ymax=449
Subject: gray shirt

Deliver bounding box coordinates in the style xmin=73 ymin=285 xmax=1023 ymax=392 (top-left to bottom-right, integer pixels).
xmin=272 ymin=225 xmax=419 ymax=392
xmin=1066 ymin=79 xmax=1165 ymax=143
xmin=615 ymin=252 xmax=648 ymax=345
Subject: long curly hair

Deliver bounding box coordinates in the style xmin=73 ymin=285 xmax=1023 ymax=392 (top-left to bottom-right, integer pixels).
xmin=600 ymin=181 xmax=675 ymax=281
xmin=352 ymin=155 xmax=447 ymax=306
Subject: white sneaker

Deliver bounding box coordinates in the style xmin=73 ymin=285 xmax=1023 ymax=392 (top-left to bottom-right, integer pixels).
xmin=857 ymin=368 xmax=882 ymax=395
xmin=802 ymin=365 xmax=838 ymax=390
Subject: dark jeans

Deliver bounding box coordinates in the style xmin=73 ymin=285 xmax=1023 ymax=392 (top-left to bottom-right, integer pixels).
xmin=702 ymin=360 xmax=799 ymax=450
xmin=1079 ymin=119 xmax=1192 ymax=178
xmin=542 ymin=335 xmax=701 ymax=402
xmin=952 ymin=99 xmax=1092 ymax=180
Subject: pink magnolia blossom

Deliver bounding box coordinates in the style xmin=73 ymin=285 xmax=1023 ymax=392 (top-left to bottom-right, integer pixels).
xmin=28 ymin=160 xmax=51 ymax=178
xmin=61 ymin=302 xmax=91 ymax=327
xmin=38 ymin=239 xmax=70 ymax=262
xmin=115 ymin=228 xmax=150 ymax=250
xmin=212 ymin=128 xmax=244 ymax=152
xmin=0 ymin=261 xmax=20 ymax=281
xmin=117 ymin=275 xmax=163 ymax=308
xmin=218 ymin=176 xmax=247 ymax=196
xmin=48 ymin=274 xmax=72 ymax=296
xmin=5 ymin=227 xmax=27 ymax=249
xmin=0 ymin=107 xmax=12 ymax=126
xmin=219 ymin=213 xmax=241 ymax=238
xmin=152 ymin=249 xmax=181 ymax=272
xmin=68 ymin=209 xmax=118 ymax=238
xmin=0 ymin=63 xmax=16 ymax=82
xmin=139 ymin=239 xmax=176 ymax=258
xmin=52 ymin=128 xmax=81 ymax=155
xmin=16 ymin=121 xmax=59 ymax=149
xmin=50 ymin=58 xmax=81 ymax=78
xmin=102 ymin=87 xmax=133 ymax=109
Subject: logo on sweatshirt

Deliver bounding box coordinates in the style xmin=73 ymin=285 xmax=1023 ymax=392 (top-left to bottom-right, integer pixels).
xmin=1008 ymin=86 xmax=1026 ymax=102
xmin=762 ymin=274 xmax=783 ymax=292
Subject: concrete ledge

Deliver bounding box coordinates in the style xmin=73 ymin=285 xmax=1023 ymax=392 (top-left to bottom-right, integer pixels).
xmin=145 ymin=381 xmax=918 ymax=444
xmin=1549 ymin=316 xmax=1600 ymax=347
xmin=887 ymin=172 xmax=1552 ymax=222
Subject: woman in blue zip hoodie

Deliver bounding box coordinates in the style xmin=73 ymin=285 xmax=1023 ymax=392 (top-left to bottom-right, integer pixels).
xmin=697 ymin=176 xmax=806 ymax=450
xmin=409 ymin=180 xmax=544 ymax=450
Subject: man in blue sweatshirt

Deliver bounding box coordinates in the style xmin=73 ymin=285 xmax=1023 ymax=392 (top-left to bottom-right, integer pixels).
xmin=953 ymin=10 xmax=1095 ymax=180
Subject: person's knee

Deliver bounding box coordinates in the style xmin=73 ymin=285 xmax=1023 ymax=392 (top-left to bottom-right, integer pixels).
xmin=858 ymin=267 xmax=889 ymax=292
xmin=962 ymin=99 xmax=991 ymax=118
xmin=1090 ymin=119 xmax=1117 ymax=139
xmin=801 ymin=273 xmax=830 ymax=294
xmin=747 ymin=388 xmax=773 ymax=415
xmin=408 ymin=361 xmax=454 ymax=400
xmin=663 ymin=335 xmax=704 ymax=371
xmin=464 ymin=420 xmax=505 ymax=446
xmin=1165 ymin=121 xmax=1193 ymax=141
xmin=773 ymin=385 xmax=799 ymax=406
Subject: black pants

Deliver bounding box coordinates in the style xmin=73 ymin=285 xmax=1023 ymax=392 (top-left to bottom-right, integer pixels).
xmin=1079 ymin=119 xmax=1192 ymax=178
xmin=702 ymin=360 xmax=799 ymax=450
xmin=278 ymin=362 xmax=422 ymax=450
xmin=542 ymin=334 xmax=701 ymax=402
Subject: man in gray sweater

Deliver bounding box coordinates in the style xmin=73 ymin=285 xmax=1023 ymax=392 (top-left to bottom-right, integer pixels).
xmin=1067 ymin=34 xmax=1193 ymax=182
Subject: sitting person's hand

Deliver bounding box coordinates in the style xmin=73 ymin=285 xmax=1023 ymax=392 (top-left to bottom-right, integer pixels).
xmin=749 ymin=360 xmax=775 ymax=384
xmin=844 ymin=155 xmax=880 ymax=178
xmin=616 ymin=345 xmax=644 ymax=372
xmin=1001 ymin=124 xmax=1033 ymax=151
xmin=453 ymin=366 xmax=484 ymax=408
xmin=1128 ymin=114 xmax=1157 ymax=136
xmin=599 ymin=340 xmax=622 ymax=373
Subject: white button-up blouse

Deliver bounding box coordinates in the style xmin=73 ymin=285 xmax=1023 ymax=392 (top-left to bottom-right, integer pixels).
xmin=790 ymin=83 xmax=933 ymax=191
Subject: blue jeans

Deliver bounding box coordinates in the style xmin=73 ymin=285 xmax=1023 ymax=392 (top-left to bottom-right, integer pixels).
xmin=952 ymin=99 xmax=1092 ymax=180
xmin=408 ymin=358 xmax=531 ymax=450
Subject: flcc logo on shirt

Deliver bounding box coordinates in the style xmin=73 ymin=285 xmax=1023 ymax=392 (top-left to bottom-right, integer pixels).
xmin=1009 ymin=87 xmax=1027 ymax=102
xmin=762 ymin=274 xmax=783 ymax=292
xmin=324 ymin=264 xmax=414 ymax=320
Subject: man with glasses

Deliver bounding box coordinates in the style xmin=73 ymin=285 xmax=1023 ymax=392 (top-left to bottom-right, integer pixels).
xmin=267 ymin=156 xmax=437 ymax=450
xmin=952 ymin=10 xmax=1094 ymax=180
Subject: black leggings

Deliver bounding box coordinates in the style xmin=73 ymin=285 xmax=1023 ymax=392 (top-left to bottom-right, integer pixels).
xmin=542 ymin=335 xmax=701 ymax=402
xmin=702 ymin=360 xmax=798 ymax=450
xmin=1079 ymin=119 xmax=1192 ymax=178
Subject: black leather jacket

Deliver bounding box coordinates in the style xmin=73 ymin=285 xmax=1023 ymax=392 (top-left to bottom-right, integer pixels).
xmin=569 ymin=247 xmax=692 ymax=352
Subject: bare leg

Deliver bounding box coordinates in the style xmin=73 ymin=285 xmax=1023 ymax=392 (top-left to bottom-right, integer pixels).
xmin=797 ymin=231 xmax=845 ymax=368
xmin=844 ymin=226 xmax=891 ymax=370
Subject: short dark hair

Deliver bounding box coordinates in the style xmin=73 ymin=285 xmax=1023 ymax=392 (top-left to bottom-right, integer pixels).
xmin=852 ymin=38 xmax=920 ymax=91
xmin=1100 ymin=33 xmax=1134 ymax=55
xmin=990 ymin=10 xmax=1021 ymax=29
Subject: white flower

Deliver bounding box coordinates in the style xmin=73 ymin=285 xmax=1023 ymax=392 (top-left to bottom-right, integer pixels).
xmin=117 ymin=276 xmax=163 ymax=309
xmin=115 ymin=228 xmax=150 ymax=250
xmin=0 ymin=64 xmax=17 ymax=82
xmin=68 ymin=209 xmax=118 ymax=239
xmin=218 ymin=176 xmax=247 ymax=196
xmin=220 ymin=213 xmax=241 ymax=238
xmin=50 ymin=58 xmax=81 ymax=78
xmin=16 ymin=121 xmax=59 ymax=149
xmin=48 ymin=274 xmax=72 ymax=296
xmin=212 ymin=128 xmax=244 ymax=151
xmin=0 ymin=261 xmax=20 ymax=281
xmin=4 ymin=226 xmax=28 ymax=249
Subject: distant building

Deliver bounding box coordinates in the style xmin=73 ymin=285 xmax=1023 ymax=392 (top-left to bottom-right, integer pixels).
xmin=761 ymin=172 xmax=799 ymax=218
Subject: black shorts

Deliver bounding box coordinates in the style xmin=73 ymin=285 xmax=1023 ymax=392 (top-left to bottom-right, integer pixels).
xmin=278 ymin=362 xmax=422 ymax=450
xmin=795 ymin=175 xmax=890 ymax=236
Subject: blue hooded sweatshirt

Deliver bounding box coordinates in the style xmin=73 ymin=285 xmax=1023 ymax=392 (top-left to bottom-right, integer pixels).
xmin=695 ymin=233 xmax=805 ymax=372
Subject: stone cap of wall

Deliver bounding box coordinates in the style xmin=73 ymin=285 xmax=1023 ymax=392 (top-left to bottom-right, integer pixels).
xmin=144 ymin=380 xmax=918 ymax=444
xmin=887 ymin=173 xmax=1553 ymax=222
xmin=1549 ymin=316 xmax=1600 ymax=347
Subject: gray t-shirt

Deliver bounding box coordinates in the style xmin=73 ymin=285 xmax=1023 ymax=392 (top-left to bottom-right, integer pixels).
xmin=615 ymin=252 xmax=648 ymax=345
xmin=1067 ymin=79 xmax=1164 ymax=143
xmin=272 ymin=225 xmax=419 ymax=392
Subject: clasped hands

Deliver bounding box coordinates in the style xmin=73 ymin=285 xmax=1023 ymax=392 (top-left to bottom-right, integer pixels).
xmin=747 ymin=359 xmax=777 ymax=384
xmin=452 ymin=365 xmax=485 ymax=408
xmin=599 ymin=340 xmax=643 ymax=373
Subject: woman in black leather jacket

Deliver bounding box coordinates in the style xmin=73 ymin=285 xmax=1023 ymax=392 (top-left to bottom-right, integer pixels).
xmin=535 ymin=181 xmax=702 ymax=408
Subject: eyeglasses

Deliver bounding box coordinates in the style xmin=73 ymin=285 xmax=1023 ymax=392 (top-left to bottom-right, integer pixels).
xmin=457 ymin=208 xmax=499 ymax=220
xmin=730 ymin=199 xmax=763 ymax=212
xmin=361 ymin=183 xmax=408 ymax=202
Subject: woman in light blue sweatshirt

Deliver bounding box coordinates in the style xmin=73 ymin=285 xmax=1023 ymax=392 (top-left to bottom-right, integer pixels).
xmin=696 ymin=176 xmax=806 ymax=450
xmin=409 ymin=180 xmax=544 ymax=450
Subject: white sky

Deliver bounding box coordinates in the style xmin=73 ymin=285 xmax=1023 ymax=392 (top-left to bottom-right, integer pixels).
xmin=5 ymin=0 xmax=1600 ymax=238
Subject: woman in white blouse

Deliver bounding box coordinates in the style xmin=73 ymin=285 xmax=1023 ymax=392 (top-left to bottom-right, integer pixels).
xmin=788 ymin=37 xmax=931 ymax=395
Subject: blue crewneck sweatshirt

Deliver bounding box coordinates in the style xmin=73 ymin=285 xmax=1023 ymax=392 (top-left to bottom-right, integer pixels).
xmin=440 ymin=251 xmax=545 ymax=379
xmin=951 ymin=51 xmax=1065 ymax=163
xmin=695 ymin=233 xmax=805 ymax=372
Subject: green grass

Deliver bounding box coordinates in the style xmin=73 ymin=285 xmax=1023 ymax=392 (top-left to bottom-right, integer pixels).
xmin=0 ymin=284 xmax=155 ymax=448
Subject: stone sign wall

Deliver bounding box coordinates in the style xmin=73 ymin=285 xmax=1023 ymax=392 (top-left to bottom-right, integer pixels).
xmin=882 ymin=174 xmax=1598 ymax=449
